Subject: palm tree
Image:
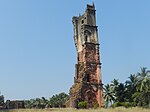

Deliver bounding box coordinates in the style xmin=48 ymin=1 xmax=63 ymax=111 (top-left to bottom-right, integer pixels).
xmin=30 ymin=99 xmax=36 ymax=108
xmin=125 ymin=74 xmax=136 ymax=102
xmin=134 ymin=67 xmax=150 ymax=107
xmin=111 ymin=79 xmax=127 ymax=103
xmin=135 ymin=67 xmax=150 ymax=92
xmin=111 ymin=79 xmax=119 ymax=88
xmin=110 ymin=79 xmax=119 ymax=101
xmin=49 ymin=92 xmax=69 ymax=108
xmin=126 ymin=74 xmax=136 ymax=86
xmin=40 ymin=97 xmax=49 ymax=108
xmin=115 ymin=83 xmax=127 ymax=102
xmin=103 ymin=84 xmax=115 ymax=108
xmin=35 ymin=98 xmax=41 ymax=108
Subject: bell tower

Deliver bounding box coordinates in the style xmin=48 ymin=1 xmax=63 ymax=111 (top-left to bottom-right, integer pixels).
xmin=69 ymin=3 xmax=104 ymax=108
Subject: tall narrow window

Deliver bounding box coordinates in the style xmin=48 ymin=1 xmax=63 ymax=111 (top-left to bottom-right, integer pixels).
xmin=87 ymin=74 xmax=90 ymax=82
xmin=85 ymin=35 xmax=88 ymax=42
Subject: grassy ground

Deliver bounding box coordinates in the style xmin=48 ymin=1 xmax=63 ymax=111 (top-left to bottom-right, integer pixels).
xmin=0 ymin=107 xmax=149 ymax=112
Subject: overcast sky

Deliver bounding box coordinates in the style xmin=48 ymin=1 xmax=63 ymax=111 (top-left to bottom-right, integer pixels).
xmin=0 ymin=0 xmax=150 ymax=100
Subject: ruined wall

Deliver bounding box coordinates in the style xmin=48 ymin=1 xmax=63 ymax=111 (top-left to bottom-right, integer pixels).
xmin=5 ymin=100 xmax=25 ymax=109
xmin=69 ymin=3 xmax=104 ymax=108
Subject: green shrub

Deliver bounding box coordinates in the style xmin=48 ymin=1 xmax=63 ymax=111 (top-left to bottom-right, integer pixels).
xmin=120 ymin=102 xmax=132 ymax=108
xmin=111 ymin=102 xmax=120 ymax=108
xmin=93 ymin=101 xmax=99 ymax=109
xmin=78 ymin=101 xmax=87 ymax=109
xmin=112 ymin=102 xmax=133 ymax=108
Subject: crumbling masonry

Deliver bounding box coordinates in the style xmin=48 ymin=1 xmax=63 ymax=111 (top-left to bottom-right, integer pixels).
xmin=69 ymin=3 xmax=104 ymax=108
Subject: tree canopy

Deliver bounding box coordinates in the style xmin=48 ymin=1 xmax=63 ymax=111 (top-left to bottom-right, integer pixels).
xmin=103 ymin=67 xmax=150 ymax=108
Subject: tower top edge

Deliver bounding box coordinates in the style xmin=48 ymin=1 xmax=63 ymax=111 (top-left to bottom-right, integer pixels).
xmin=72 ymin=3 xmax=96 ymax=22
xmin=86 ymin=2 xmax=95 ymax=10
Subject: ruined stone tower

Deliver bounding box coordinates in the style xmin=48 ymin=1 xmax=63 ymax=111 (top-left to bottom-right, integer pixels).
xmin=69 ymin=3 xmax=104 ymax=108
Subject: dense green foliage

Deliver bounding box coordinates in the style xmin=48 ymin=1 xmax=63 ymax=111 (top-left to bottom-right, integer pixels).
xmin=49 ymin=92 xmax=69 ymax=108
xmin=103 ymin=67 xmax=150 ymax=108
xmin=78 ymin=101 xmax=87 ymax=109
xmin=25 ymin=92 xmax=69 ymax=109
xmin=24 ymin=97 xmax=49 ymax=109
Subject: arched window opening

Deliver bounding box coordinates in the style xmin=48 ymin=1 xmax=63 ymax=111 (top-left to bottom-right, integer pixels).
xmin=81 ymin=20 xmax=84 ymax=24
